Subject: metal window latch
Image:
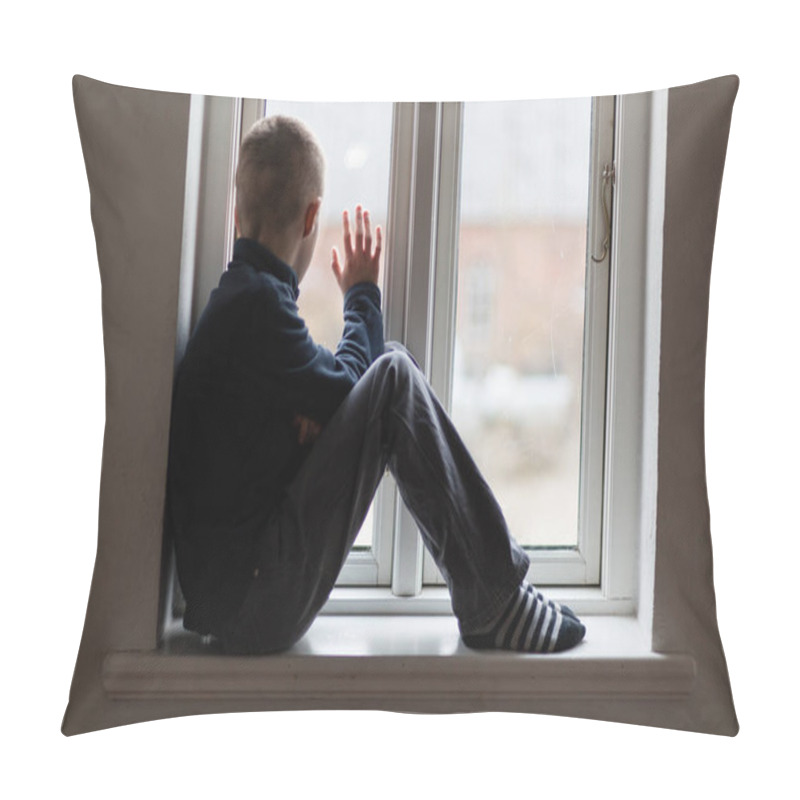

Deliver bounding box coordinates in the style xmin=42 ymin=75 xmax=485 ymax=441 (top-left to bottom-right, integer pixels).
xmin=591 ymin=163 xmax=615 ymax=264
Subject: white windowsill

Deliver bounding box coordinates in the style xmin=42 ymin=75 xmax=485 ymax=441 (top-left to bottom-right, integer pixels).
xmin=103 ymin=614 xmax=695 ymax=708
xmin=320 ymin=585 xmax=635 ymax=616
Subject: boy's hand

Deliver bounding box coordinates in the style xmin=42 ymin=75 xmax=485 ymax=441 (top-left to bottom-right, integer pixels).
xmin=331 ymin=204 xmax=382 ymax=294
xmin=293 ymin=413 xmax=322 ymax=446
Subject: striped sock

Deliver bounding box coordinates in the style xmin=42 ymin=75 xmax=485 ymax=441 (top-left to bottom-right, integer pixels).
xmin=531 ymin=590 xmax=578 ymax=621
xmin=461 ymin=583 xmax=586 ymax=653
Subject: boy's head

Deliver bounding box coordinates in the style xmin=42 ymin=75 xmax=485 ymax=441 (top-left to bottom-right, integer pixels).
xmin=235 ymin=115 xmax=325 ymax=276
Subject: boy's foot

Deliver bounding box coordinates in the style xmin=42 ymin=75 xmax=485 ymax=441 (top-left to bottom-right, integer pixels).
xmin=461 ymin=583 xmax=586 ymax=653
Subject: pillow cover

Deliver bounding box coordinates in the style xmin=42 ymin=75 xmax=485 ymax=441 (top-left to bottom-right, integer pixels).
xmin=62 ymin=73 xmax=739 ymax=735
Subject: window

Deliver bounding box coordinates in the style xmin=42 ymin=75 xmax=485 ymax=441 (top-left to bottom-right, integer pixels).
xmin=171 ymin=93 xmax=621 ymax=622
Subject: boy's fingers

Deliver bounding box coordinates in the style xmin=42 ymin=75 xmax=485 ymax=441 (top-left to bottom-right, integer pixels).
xmin=374 ymin=225 xmax=382 ymax=258
xmin=342 ymin=210 xmax=353 ymax=259
xmin=331 ymin=247 xmax=342 ymax=279
xmin=355 ymin=205 xmax=364 ymax=252
xmin=364 ymin=209 xmax=372 ymax=252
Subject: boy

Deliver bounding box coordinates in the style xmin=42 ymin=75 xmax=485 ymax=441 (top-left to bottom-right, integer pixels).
xmin=166 ymin=115 xmax=586 ymax=655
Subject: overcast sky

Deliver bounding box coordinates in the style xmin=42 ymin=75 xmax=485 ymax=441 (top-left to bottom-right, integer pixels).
xmin=265 ymin=97 xmax=592 ymax=225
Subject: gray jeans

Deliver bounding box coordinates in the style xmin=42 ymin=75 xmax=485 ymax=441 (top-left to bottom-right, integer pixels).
xmin=220 ymin=343 xmax=530 ymax=654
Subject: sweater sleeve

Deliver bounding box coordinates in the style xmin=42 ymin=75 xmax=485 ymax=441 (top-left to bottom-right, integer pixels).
xmin=252 ymin=279 xmax=384 ymax=424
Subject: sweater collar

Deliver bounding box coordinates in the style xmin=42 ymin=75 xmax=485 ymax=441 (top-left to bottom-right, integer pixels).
xmin=231 ymin=237 xmax=299 ymax=297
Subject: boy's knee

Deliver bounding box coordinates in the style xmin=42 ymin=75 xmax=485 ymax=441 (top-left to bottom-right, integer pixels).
xmin=382 ymin=341 xmax=422 ymax=372
xmin=376 ymin=345 xmax=417 ymax=381
xmin=368 ymin=346 xmax=423 ymax=406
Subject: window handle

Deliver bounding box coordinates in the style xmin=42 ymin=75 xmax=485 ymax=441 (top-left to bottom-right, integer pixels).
xmin=591 ymin=163 xmax=615 ymax=264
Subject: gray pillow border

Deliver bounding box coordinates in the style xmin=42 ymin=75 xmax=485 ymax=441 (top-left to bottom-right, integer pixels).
xmin=62 ymin=74 xmax=739 ymax=736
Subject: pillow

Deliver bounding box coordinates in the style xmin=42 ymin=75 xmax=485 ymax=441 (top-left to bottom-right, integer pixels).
xmin=62 ymin=73 xmax=739 ymax=735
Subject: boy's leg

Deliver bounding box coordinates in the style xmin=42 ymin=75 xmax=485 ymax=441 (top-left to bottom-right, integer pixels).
xmin=220 ymin=344 xmax=583 ymax=654
xmin=374 ymin=346 xmax=582 ymax=650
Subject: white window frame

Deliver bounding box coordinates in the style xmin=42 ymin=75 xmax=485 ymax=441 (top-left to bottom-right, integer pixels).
xmin=169 ymin=91 xmax=656 ymax=623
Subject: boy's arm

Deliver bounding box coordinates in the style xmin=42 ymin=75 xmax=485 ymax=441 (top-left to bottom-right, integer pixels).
xmin=287 ymin=281 xmax=383 ymax=443
xmin=255 ymin=205 xmax=385 ymax=431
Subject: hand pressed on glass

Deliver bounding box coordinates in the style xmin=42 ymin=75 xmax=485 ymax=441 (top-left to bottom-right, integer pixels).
xmin=331 ymin=204 xmax=382 ymax=294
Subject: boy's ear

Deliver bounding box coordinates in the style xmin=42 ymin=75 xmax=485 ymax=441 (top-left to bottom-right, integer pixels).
xmin=303 ymin=197 xmax=322 ymax=237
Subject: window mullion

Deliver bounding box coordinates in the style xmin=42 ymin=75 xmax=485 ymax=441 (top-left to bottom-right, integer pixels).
xmin=389 ymin=102 xmax=441 ymax=597
xmin=428 ymin=102 xmax=464 ymax=411
xmin=422 ymin=102 xmax=464 ymax=585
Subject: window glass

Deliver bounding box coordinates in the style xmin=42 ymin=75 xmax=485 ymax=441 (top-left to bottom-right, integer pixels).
xmin=454 ymin=99 xmax=592 ymax=548
xmin=264 ymin=101 xmax=393 ymax=549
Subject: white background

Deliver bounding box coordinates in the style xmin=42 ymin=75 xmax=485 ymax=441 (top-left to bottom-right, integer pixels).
xmin=2 ymin=1 xmax=797 ymax=796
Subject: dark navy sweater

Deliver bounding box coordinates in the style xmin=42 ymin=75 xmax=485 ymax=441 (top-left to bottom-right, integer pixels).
xmin=166 ymin=237 xmax=384 ymax=634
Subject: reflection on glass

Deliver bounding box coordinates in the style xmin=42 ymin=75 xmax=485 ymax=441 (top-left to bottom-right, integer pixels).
xmin=453 ymin=99 xmax=592 ymax=549
xmin=263 ymin=101 xmax=393 ymax=550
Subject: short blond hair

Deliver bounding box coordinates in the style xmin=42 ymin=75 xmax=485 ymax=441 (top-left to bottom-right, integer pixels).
xmin=235 ymin=115 xmax=325 ymax=241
